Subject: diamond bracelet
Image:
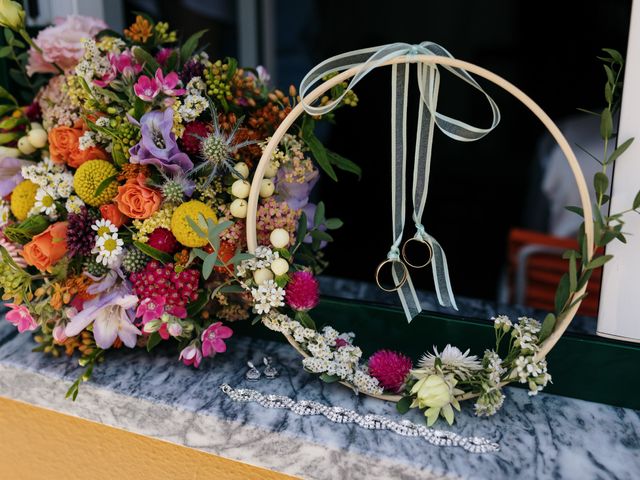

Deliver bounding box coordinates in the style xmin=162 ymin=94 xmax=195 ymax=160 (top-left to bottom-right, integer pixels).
xmin=220 ymin=384 xmax=500 ymax=453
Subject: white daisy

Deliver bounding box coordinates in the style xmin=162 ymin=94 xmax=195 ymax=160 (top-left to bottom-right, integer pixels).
xmin=93 ymin=233 xmax=124 ymax=267
xmin=65 ymin=195 xmax=85 ymax=214
xmin=416 ymin=344 xmax=482 ymax=380
xmin=0 ymin=201 xmax=10 ymax=228
xmin=34 ymin=188 xmax=59 ymax=217
xmin=92 ymin=218 xmax=118 ymax=238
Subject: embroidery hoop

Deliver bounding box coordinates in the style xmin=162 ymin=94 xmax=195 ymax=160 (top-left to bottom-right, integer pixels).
xmin=246 ymin=54 xmax=595 ymax=403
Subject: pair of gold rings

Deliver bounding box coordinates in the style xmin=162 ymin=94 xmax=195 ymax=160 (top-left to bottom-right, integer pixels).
xmin=375 ymin=238 xmax=434 ymax=292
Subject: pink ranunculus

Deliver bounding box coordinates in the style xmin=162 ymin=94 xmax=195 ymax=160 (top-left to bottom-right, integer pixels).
xmin=179 ymin=342 xmax=202 ymax=368
xmin=201 ymin=322 xmax=233 ymax=357
xmin=27 ymin=15 xmax=107 ymax=75
xmin=155 ymin=68 xmax=185 ymax=96
xmin=135 ymin=295 xmax=166 ymax=324
xmin=134 ymin=75 xmax=160 ymax=101
xmin=5 ymin=303 xmax=37 ymax=333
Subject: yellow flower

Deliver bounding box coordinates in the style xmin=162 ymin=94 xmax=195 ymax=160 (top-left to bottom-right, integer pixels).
xmin=73 ymin=160 xmax=118 ymax=207
xmin=124 ymin=15 xmax=153 ymax=43
xmin=0 ymin=0 xmax=25 ymax=31
xmin=10 ymin=180 xmax=38 ymax=221
xmin=171 ymin=200 xmax=217 ymax=247
xmin=410 ymin=374 xmax=462 ymax=426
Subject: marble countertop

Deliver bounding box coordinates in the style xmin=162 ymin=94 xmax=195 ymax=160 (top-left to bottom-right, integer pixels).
xmin=1 ymin=319 xmax=638 ymax=480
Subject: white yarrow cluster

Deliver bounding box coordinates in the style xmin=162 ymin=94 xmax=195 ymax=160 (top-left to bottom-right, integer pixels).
xmin=236 ymin=246 xmax=279 ymax=277
xmin=177 ymin=77 xmax=208 ymax=122
xmin=251 ymin=279 xmax=285 ymax=314
xmin=22 ymin=158 xmax=74 ymax=200
xmin=514 ymin=356 xmax=552 ymax=396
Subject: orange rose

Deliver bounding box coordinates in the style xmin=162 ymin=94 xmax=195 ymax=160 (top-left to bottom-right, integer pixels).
xmin=68 ymin=145 xmax=108 ymax=168
xmin=22 ymin=222 xmax=68 ymax=272
xmin=100 ymin=203 xmax=129 ymax=227
xmin=114 ymin=174 xmax=161 ymax=219
xmin=49 ymin=127 xmax=81 ymax=164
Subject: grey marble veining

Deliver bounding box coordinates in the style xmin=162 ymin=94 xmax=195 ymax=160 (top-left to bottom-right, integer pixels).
xmin=0 ymin=319 xmax=638 ymax=480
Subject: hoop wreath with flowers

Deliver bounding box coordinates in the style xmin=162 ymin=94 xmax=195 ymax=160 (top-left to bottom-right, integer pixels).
xmin=231 ymin=43 xmax=638 ymax=425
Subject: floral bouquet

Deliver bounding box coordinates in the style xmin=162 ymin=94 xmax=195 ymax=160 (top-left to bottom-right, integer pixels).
xmin=0 ymin=5 xmax=359 ymax=398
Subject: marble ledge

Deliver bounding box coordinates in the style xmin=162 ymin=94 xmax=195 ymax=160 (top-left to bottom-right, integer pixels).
xmin=0 ymin=321 xmax=639 ymax=480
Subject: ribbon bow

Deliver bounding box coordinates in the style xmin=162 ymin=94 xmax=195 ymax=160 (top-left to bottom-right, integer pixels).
xmin=300 ymin=42 xmax=500 ymax=321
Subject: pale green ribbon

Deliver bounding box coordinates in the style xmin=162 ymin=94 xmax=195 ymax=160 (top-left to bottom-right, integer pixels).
xmin=300 ymin=42 xmax=500 ymax=321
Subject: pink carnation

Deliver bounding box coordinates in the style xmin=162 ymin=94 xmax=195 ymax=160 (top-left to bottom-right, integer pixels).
xmin=285 ymin=271 xmax=319 ymax=311
xmin=368 ymin=350 xmax=413 ymax=393
xmin=4 ymin=303 xmax=37 ymax=333
xmin=27 ymin=15 xmax=107 ymax=75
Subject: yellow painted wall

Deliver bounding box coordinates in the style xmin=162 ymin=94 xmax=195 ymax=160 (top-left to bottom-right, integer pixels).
xmin=0 ymin=396 xmax=296 ymax=480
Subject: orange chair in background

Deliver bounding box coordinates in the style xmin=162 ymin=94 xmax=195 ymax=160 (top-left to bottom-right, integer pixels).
xmin=506 ymin=228 xmax=601 ymax=318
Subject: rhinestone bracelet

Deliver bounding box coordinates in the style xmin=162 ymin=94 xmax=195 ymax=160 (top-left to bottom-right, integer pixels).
xmin=220 ymin=384 xmax=500 ymax=453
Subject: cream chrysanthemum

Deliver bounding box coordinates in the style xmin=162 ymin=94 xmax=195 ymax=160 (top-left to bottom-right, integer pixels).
xmin=415 ymin=345 xmax=482 ymax=380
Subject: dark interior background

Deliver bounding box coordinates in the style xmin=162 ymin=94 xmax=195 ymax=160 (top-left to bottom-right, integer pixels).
xmin=126 ymin=0 xmax=631 ymax=302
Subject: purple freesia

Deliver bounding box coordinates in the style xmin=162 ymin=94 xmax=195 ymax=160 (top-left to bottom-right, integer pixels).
xmin=129 ymin=109 xmax=193 ymax=175
xmin=275 ymin=165 xmax=319 ymax=210
xmin=65 ymin=287 xmax=141 ymax=349
xmin=0 ymin=157 xmax=32 ymax=197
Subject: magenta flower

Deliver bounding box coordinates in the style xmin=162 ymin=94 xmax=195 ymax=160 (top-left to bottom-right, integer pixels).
xmin=94 ymin=51 xmax=141 ymax=87
xmin=368 ymin=350 xmax=413 ymax=393
xmin=155 ymin=48 xmax=173 ymax=66
xmin=136 ymin=295 xmax=166 ymax=323
xmin=179 ymin=342 xmax=202 ymax=368
xmin=155 ymin=69 xmax=186 ymax=96
xmin=4 ymin=303 xmax=37 ymax=333
xmin=285 ymin=271 xmax=320 ymax=311
xmin=134 ymin=74 xmax=161 ymax=101
xmin=201 ymin=322 xmax=233 ymax=357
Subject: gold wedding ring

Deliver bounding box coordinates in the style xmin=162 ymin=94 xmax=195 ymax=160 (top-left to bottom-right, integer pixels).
xmin=375 ymin=258 xmax=409 ymax=292
xmin=401 ymin=237 xmax=433 ymax=269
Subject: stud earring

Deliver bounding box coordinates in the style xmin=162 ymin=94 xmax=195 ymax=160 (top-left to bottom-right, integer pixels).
xmin=263 ymin=356 xmax=279 ymax=379
xmin=245 ymin=361 xmax=261 ymax=381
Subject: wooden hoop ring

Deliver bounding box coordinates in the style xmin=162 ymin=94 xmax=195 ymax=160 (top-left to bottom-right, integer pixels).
xmin=246 ymin=55 xmax=595 ymax=402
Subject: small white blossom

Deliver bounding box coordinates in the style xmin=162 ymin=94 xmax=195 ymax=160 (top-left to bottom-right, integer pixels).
xmin=33 ymin=187 xmax=59 ymax=217
xmin=92 ymin=218 xmax=118 ymax=238
xmin=65 ymin=195 xmax=85 ymax=214
xmin=92 ymin=233 xmax=124 ymax=267
xmin=0 ymin=201 xmax=10 ymax=228
xmin=251 ymin=279 xmax=285 ymax=314
xmin=78 ymin=131 xmax=96 ymax=151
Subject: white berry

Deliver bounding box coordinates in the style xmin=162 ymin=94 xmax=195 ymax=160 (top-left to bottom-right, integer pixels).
xmin=27 ymin=129 xmax=48 ymax=149
xmin=30 ymin=122 xmax=44 ymax=131
xmin=264 ymin=160 xmax=278 ymax=179
xmin=232 ymin=162 xmax=250 ymax=179
xmin=270 ymin=257 xmax=289 ymax=276
xmin=259 ymin=178 xmax=275 ymax=198
xmin=231 ymin=179 xmax=250 ymax=199
xmin=270 ymin=228 xmax=290 ymax=249
xmin=230 ymin=198 xmax=248 ymax=218
xmin=253 ymin=267 xmax=274 ymax=285
xmin=17 ymin=136 xmax=36 ymax=155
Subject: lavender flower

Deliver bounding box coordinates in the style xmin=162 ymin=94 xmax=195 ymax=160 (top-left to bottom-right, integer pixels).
xmin=129 ymin=109 xmax=193 ymax=175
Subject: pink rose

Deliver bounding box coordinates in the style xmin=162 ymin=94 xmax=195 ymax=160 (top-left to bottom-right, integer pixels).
xmin=5 ymin=303 xmax=37 ymax=333
xmin=27 ymin=15 xmax=107 ymax=75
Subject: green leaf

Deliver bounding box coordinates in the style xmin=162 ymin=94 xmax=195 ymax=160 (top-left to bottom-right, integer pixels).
xmin=132 ymin=46 xmax=160 ymax=76
xmin=324 ymin=218 xmax=343 ymax=230
xmin=218 ymin=284 xmax=245 ymax=294
xmin=0 ymin=104 xmax=15 ymax=116
xmin=585 ymin=254 xmax=613 ymax=270
xmin=146 ymin=332 xmax=162 ymax=352
xmin=134 ymin=241 xmax=173 ymax=264
xmin=604 ymin=82 xmax=613 ymax=104
xmin=539 ymin=313 xmax=556 ymax=342
xmin=565 ymin=206 xmax=584 ymax=217
xmin=94 ymin=174 xmax=118 ymax=197
xmin=0 ymin=116 xmax=25 ymax=130
xmin=296 ymin=211 xmax=308 ymax=245
xmin=300 ymin=114 xmax=315 ymax=140
xmin=295 ymin=310 xmax=316 ymax=329
xmin=607 ymin=138 xmax=634 ymax=165
xmin=0 ymin=84 xmax=17 ymax=104
xmin=229 ymin=252 xmax=254 ymax=264
xmin=602 ymin=48 xmax=623 ymax=64
xmin=554 ymin=273 xmax=570 ymax=313
xmin=306 ymin=133 xmax=337 ymax=181
xmin=180 ymin=30 xmax=207 ymax=64
xmin=0 ymin=46 xmax=12 ymax=58
xmin=186 ymin=215 xmax=207 ymax=238
xmin=326 ymin=150 xmax=362 ymax=179
xmin=577 ymin=269 xmax=593 ymax=290
xmin=202 ymin=253 xmax=217 ymax=280
xmin=593 ymin=172 xmax=609 ymax=197
xmin=314 ymin=201 xmax=325 ymax=227
xmin=633 ymin=190 xmax=640 ymax=210
xmin=600 ymin=108 xmax=613 ymax=140
xmin=186 ymin=291 xmax=209 ymax=317
xmin=4 ymin=28 xmax=14 ymax=44
xmin=396 ymin=396 xmax=412 ymax=414
xmin=603 ymin=64 xmax=616 ymax=86
xmin=0 ymin=131 xmax=19 ymax=145
xmin=568 ymin=251 xmax=577 ymax=292
xmin=310 ymin=230 xmax=333 ymax=242
xmin=319 ymin=373 xmax=341 ymax=383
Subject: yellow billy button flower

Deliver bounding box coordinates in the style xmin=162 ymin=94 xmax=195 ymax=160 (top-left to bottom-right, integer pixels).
xmin=0 ymin=0 xmax=25 ymax=30
xmin=410 ymin=374 xmax=462 ymax=426
xmin=73 ymin=160 xmax=118 ymax=207
xmin=170 ymin=200 xmax=217 ymax=247
xmin=10 ymin=179 xmax=38 ymax=220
